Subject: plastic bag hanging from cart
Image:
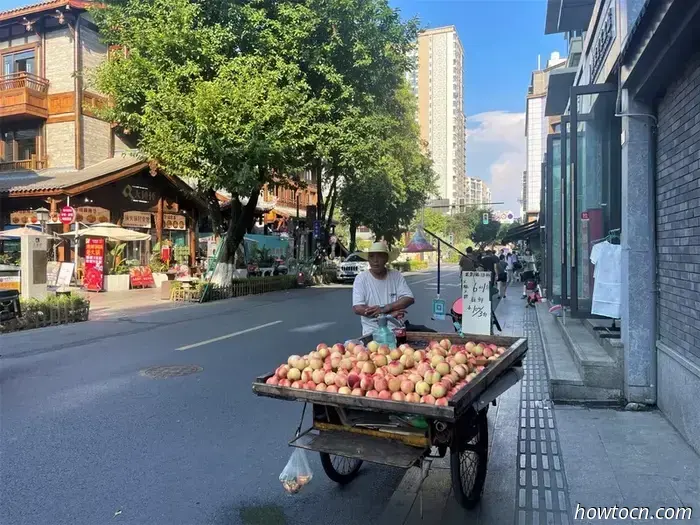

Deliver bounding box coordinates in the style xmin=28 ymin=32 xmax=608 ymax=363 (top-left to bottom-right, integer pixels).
xmin=279 ymin=447 xmax=313 ymax=494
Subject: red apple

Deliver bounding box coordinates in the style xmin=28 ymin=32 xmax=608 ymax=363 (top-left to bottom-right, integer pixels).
xmin=347 ymin=373 xmax=361 ymax=389
xmin=436 ymin=397 xmax=448 ymax=406
xmin=332 ymin=343 xmax=345 ymax=354
xmin=378 ymin=390 xmax=392 ymax=400
xmin=420 ymin=395 xmax=436 ymax=405
xmin=279 ymin=378 xmax=291 ymax=387
xmin=276 ymin=365 xmax=290 ymax=379
xmin=266 ymin=376 xmax=279 ymax=385
xmin=360 ymin=374 xmax=374 ymax=391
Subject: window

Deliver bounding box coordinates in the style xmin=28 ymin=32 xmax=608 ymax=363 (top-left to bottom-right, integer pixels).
xmin=3 ymin=49 xmax=35 ymax=75
xmin=1 ymin=126 xmax=39 ymax=162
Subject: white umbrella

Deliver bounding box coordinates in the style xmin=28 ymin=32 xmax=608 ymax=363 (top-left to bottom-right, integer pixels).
xmin=0 ymin=226 xmax=53 ymax=239
xmin=61 ymin=222 xmax=151 ymax=242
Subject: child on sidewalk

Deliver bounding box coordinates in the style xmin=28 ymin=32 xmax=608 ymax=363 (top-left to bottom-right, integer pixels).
xmin=525 ymin=274 xmax=541 ymax=307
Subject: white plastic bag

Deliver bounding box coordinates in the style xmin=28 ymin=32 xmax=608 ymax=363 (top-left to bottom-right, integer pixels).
xmin=279 ymin=448 xmax=313 ymax=494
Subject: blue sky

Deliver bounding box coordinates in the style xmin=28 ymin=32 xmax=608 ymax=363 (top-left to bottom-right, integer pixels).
xmin=391 ymin=0 xmax=567 ymax=213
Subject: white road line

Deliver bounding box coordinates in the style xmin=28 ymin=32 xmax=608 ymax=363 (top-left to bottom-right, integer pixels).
xmin=176 ymin=321 xmax=283 ymax=350
xmin=290 ymin=322 xmax=337 ymax=333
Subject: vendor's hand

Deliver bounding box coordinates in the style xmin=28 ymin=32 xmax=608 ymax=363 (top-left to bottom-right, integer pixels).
xmin=390 ymin=309 xmax=407 ymax=320
xmin=364 ymin=305 xmax=381 ymax=318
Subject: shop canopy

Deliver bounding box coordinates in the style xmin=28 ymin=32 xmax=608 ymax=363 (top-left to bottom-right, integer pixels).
xmin=61 ymin=223 xmax=151 ymax=242
xmin=0 ymin=226 xmax=53 ymax=239
xmin=501 ymin=220 xmax=540 ymax=244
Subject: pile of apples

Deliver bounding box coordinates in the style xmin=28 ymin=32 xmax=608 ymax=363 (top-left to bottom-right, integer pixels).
xmin=265 ymin=339 xmax=507 ymax=406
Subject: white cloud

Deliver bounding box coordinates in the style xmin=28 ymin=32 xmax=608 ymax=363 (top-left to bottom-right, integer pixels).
xmin=466 ymin=111 xmax=525 ymax=216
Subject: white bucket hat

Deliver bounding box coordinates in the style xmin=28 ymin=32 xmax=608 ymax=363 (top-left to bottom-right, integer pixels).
xmin=368 ymin=241 xmax=390 ymax=254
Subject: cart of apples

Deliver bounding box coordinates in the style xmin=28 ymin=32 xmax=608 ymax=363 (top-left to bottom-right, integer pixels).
xmin=265 ymin=338 xmax=508 ymax=406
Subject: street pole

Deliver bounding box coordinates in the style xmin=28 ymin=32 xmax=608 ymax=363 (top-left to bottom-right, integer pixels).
xmin=437 ymin=239 xmax=441 ymax=298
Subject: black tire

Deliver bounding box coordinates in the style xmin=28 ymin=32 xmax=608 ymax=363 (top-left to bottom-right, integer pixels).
xmin=450 ymin=409 xmax=489 ymax=509
xmin=319 ymin=453 xmax=363 ymax=485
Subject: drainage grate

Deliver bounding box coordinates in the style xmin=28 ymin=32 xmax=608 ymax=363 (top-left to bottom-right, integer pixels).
xmin=141 ymin=365 xmax=202 ymax=379
xmin=516 ymin=308 xmax=573 ymax=525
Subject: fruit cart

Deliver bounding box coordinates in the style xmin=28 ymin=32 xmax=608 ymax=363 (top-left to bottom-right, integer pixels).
xmin=252 ymin=331 xmax=527 ymax=509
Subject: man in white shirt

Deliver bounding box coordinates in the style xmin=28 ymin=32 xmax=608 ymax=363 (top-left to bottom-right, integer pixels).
xmin=352 ymin=242 xmax=415 ymax=336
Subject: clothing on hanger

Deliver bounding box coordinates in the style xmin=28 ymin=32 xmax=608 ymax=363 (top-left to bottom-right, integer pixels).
xmin=590 ymin=240 xmax=622 ymax=319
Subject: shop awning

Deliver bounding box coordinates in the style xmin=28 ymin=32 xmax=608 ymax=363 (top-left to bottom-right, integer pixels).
xmin=544 ymin=0 xmax=595 ymax=34
xmin=501 ymin=221 xmax=540 ymax=244
xmin=545 ymin=67 xmax=577 ymax=116
xmin=61 ymin=223 xmax=151 ymax=242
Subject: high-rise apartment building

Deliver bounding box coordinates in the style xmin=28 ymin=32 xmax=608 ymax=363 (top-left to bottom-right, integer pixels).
xmin=464 ymin=177 xmax=491 ymax=207
xmin=408 ymin=26 xmax=466 ymax=213
xmin=522 ymin=52 xmax=567 ymax=222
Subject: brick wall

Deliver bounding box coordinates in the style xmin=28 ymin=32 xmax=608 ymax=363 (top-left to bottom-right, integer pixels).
xmin=655 ymin=51 xmax=700 ymax=363
xmin=82 ymin=116 xmax=110 ymax=167
xmin=46 ymin=121 xmax=75 ymax=168
xmin=80 ymin=25 xmax=107 ymax=94
xmin=45 ymin=28 xmax=74 ymax=94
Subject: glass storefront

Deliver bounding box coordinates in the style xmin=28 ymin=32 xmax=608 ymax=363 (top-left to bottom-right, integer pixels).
xmin=571 ymin=88 xmax=621 ymax=314
xmin=545 ymin=85 xmax=621 ymax=316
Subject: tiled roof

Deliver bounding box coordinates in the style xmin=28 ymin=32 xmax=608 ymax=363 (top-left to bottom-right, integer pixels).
xmin=0 ymin=0 xmax=91 ymax=22
xmin=0 ymin=155 xmax=147 ymax=194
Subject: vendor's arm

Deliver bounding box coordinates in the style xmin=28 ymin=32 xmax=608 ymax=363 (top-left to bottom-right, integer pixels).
xmin=352 ymin=275 xmax=380 ymax=317
xmin=380 ymin=274 xmax=415 ymax=314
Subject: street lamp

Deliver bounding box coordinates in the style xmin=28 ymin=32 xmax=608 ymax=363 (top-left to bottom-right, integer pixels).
xmin=35 ymin=207 xmax=50 ymax=233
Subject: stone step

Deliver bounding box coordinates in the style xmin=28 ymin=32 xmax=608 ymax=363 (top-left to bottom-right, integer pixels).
xmin=535 ymin=304 xmax=621 ymax=403
xmin=583 ymin=318 xmax=624 ymax=364
xmin=556 ymin=316 xmax=623 ymax=392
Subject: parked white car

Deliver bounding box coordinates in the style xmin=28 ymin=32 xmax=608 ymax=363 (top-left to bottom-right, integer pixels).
xmin=337 ymin=252 xmax=369 ymax=282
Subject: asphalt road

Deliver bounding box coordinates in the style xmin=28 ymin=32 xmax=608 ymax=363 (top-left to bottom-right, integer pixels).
xmin=0 ymin=266 xmax=463 ymax=525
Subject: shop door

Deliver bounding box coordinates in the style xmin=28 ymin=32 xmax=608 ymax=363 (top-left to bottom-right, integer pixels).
xmin=560 ymin=116 xmax=571 ymax=307
xmin=569 ymin=84 xmax=621 ymax=317
xmin=545 ymin=133 xmax=561 ymax=304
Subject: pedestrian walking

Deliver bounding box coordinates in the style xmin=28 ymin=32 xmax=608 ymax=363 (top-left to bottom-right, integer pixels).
xmin=506 ymin=252 xmax=515 ymax=284
xmin=497 ymin=254 xmax=508 ymax=298
xmin=521 ymin=248 xmax=537 ymax=299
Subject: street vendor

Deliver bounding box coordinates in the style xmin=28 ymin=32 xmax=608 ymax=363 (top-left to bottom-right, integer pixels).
xmin=352 ymin=241 xmax=415 ymax=336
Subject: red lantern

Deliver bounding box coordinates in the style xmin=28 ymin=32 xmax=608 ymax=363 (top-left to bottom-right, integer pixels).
xmin=161 ymin=244 xmax=172 ymax=263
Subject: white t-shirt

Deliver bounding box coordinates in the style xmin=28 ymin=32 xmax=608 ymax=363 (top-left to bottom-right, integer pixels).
xmin=590 ymin=241 xmax=621 ymax=319
xmin=352 ymin=270 xmax=414 ymax=336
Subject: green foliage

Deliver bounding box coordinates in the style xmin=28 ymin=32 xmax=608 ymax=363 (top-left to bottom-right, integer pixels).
xmin=412 ymin=208 xmax=448 ymax=237
xmin=392 ymin=259 xmax=429 ymax=272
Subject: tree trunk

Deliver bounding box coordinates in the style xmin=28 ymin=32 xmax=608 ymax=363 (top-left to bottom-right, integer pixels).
xmin=202 ymin=188 xmax=223 ymax=235
xmin=211 ymin=185 xmax=260 ymax=286
xmin=349 ymin=217 xmax=357 ymax=252
xmin=324 ymin=173 xmax=339 ymax=235
xmin=313 ymin=159 xmax=324 ymax=227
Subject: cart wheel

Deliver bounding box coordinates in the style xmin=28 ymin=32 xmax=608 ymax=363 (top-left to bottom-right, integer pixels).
xmin=320 ymin=453 xmax=363 ymax=485
xmin=450 ymin=409 xmax=489 ymax=509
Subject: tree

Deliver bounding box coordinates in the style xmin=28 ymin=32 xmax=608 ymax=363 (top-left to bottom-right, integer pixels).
xmin=470 ymin=211 xmax=502 ymax=250
xmin=412 ymin=208 xmax=447 ymax=238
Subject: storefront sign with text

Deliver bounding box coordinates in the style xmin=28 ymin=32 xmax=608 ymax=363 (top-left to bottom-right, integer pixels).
xmin=122 ymin=184 xmax=157 ymax=205
xmin=163 ymin=213 xmax=186 ymax=230
xmin=76 ymin=207 xmax=110 ymax=225
xmin=10 ymin=210 xmax=60 ymax=226
xmin=84 ymin=238 xmax=105 ymax=292
xmin=122 ymin=211 xmax=152 ymax=228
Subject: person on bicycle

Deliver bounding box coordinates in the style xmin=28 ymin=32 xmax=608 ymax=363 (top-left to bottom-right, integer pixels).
xmin=352 ymin=241 xmax=415 ymax=336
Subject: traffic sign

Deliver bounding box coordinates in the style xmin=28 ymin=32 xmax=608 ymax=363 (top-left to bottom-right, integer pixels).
xmin=432 ymin=298 xmax=446 ymax=321
xmin=59 ymin=206 xmax=76 ymax=225
xmin=482 ymin=213 xmax=489 ymax=225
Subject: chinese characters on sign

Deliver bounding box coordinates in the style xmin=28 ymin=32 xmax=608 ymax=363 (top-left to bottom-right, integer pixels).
xmin=84 ymin=238 xmax=105 ymax=292
xmin=163 ymin=213 xmax=186 ymax=230
xmin=122 ymin=211 xmax=152 ymax=228
xmin=461 ymin=271 xmax=492 ymax=336
xmin=76 ymin=207 xmax=110 ymax=225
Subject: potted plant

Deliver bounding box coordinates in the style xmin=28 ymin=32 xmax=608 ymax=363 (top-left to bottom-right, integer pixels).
xmin=104 ymin=243 xmax=131 ymax=291
xmin=150 ymin=242 xmax=171 ymax=288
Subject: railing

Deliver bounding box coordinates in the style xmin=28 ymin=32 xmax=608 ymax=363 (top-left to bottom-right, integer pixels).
xmin=0 ymin=155 xmax=47 ymax=172
xmin=0 ymin=72 xmax=49 ymax=93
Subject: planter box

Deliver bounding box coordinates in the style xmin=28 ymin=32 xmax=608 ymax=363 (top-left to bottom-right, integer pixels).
xmin=104 ymin=274 xmax=130 ymax=292
xmin=0 ymin=303 xmax=90 ymax=333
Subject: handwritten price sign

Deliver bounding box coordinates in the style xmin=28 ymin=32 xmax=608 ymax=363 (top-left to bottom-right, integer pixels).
xmin=461 ymin=271 xmax=492 ymax=335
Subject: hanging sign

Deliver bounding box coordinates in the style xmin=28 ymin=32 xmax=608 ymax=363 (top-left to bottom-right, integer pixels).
xmin=122 ymin=211 xmax=152 ymax=228
xmin=163 ymin=213 xmax=186 ymax=230
xmin=76 ymin=207 xmax=110 ymax=225
xmin=9 ymin=210 xmax=60 ymax=226
xmin=84 ymin=238 xmax=105 ymax=292
xmin=461 ymin=271 xmax=492 ymax=335
xmin=432 ymin=298 xmax=446 ymax=321
xmin=0 ymin=275 xmax=20 ymax=291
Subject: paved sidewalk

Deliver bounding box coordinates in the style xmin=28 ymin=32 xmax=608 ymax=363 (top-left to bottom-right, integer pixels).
xmin=380 ymin=288 xmax=700 ymax=525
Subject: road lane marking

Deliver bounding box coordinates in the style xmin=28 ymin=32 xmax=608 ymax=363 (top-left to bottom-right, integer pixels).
xmin=176 ymin=321 xmax=283 ymax=350
xmin=290 ymin=322 xmax=337 ymax=333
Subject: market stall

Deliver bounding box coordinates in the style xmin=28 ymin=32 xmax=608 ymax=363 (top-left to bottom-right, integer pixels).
xmin=252 ymin=330 xmax=527 ymax=508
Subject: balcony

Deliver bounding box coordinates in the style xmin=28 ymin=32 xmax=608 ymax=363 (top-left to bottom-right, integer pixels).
xmin=0 ymin=72 xmax=49 ymax=119
xmin=0 ymin=155 xmax=47 ymax=172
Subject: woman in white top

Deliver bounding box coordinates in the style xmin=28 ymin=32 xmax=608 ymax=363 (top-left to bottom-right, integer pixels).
xmin=521 ymin=248 xmax=537 ymax=298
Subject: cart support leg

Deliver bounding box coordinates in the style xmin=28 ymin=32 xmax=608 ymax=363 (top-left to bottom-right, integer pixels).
xmin=418 ymin=457 xmax=433 ymax=519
